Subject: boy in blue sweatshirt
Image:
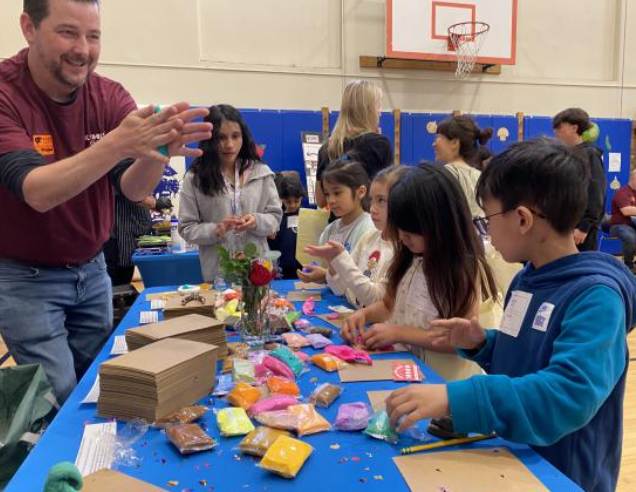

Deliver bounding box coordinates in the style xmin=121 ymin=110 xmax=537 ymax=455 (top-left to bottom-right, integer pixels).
xmin=386 ymin=138 xmax=636 ymax=492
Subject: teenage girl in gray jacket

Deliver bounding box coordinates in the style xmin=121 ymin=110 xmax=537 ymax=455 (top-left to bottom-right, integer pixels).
xmin=179 ymin=105 xmax=282 ymax=282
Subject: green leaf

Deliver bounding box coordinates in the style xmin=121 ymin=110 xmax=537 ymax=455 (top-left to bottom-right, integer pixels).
xmin=218 ymin=246 xmax=230 ymax=261
xmin=244 ymin=243 xmax=257 ymax=259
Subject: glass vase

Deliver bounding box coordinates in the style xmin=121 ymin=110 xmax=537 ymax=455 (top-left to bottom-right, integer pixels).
xmin=238 ymin=283 xmax=270 ymax=350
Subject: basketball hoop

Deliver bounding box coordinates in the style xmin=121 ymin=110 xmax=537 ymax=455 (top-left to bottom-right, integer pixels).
xmin=447 ymin=21 xmax=490 ymax=79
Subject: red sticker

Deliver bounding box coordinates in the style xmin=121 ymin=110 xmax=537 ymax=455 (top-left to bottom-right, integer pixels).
xmin=392 ymin=362 xmax=423 ymax=382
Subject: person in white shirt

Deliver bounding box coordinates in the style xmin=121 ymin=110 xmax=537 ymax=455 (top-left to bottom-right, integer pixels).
xmin=305 ymin=165 xmax=410 ymax=307
xmin=342 ymin=164 xmax=498 ymax=381
xmin=298 ymin=159 xmax=374 ymax=283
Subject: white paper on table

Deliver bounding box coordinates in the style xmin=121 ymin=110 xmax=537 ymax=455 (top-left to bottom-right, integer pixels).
xmin=139 ymin=311 xmax=158 ymax=324
xmin=608 ymin=152 xmax=621 ymax=173
xmin=110 ymin=336 xmax=128 ymax=355
xmin=150 ymin=299 xmax=166 ymax=310
xmin=75 ymin=422 xmax=117 ymax=476
xmin=81 ymin=376 xmax=100 ymax=404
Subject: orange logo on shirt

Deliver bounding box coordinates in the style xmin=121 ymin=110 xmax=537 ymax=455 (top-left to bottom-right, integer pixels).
xmin=33 ymin=135 xmax=54 ymax=156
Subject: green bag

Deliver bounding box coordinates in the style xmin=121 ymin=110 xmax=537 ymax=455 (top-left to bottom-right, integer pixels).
xmin=0 ymin=364 xmax=57 ymax=490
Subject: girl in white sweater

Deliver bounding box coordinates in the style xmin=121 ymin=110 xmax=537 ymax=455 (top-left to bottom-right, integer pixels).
xmin=305 ymin=165 xmax=410 ymax=308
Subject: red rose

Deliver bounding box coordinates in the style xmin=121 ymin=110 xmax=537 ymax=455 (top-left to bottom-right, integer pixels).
xmin=249 ymin=261 xmax=274 ymax=286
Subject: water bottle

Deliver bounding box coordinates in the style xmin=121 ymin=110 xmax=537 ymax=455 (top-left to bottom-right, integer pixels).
xmin=170 ymin=216 xmax=186 ymax=254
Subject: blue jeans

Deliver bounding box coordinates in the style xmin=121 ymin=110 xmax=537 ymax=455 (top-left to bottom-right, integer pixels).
xmin=0 ymin=253 xmax=113 ymax=403
xmin=610 ymin=224 xmax=636 ymax=268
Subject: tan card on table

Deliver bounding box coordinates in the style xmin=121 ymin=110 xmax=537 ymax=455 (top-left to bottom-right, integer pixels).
xmin=316 ymin=313 xmax=350 ymax=329
xmin=145 ymin=291 xmax=178 ymax=301
xmin=339 ymin=359 xmax=420 ymax=383
xmin=287 ymin=291 xmax=323 ymax=302
xmin=294 ymin=282 xmax=325 ymax=290
xmin=393 ymin=447 xmax=549 ymax=492
xmin=83 ymin=469 xmax=168 ymax=492
xmin=367 ymin=390 xmax=394 ymax=411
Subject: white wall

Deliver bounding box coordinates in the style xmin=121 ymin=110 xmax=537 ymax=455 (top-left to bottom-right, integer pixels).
xmin=1 ymin=0 xmax=636 ymax=118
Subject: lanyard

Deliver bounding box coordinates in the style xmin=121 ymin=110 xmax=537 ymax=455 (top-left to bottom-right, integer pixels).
xmin=225 ymin=163 xmax=243 ymax=216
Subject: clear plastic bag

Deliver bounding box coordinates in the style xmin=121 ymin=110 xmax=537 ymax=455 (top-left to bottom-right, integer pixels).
xmin=334 ymin=402 xmax=371 ymax=431
xmin=364 ymin=410 xmax=399 ymax=444
xmin=166 ymin=424 xmax=218 ymax=454
xmin=238 ymin=427 xmax=291 ymax=457
xmin=308 ymin=383 xmax=342 ymax=408
xmin=287 ymin=404 xmax=331 ymax=437
xmin=259 ymin=435 xmax=313 ymax=478
xmin=215 ymin=407 xmax=255 ymax=437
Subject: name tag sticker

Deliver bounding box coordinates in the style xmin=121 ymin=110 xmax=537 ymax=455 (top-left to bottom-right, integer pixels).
xmin=500 ymin=290 xmax=533 ymax=338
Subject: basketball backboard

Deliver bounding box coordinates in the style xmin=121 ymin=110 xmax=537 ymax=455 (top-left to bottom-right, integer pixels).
xmin=386 ymin=0 xmax=518 ymax=65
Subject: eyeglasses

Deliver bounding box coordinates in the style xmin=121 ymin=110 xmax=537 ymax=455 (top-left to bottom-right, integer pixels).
xmin=472 ymin=208 xmax=546 ymax=235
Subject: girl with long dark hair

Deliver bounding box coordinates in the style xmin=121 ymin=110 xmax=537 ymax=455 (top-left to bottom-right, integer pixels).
xmin=342 ymin=164 xmax=497 ymax=381
xmin=179 ymin=105 xmax=282 ymax=281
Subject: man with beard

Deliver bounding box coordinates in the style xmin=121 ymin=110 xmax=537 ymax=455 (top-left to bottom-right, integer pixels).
xmin=0 ymin=0 xmax=212 ymax=402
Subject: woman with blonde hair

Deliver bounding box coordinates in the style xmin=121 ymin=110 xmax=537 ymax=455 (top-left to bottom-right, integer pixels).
xmin=315 ymin=80 xmax=393 ymax=208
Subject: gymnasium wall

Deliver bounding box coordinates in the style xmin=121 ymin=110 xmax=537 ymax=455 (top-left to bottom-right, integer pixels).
xmin=1 ymin=0 xmax=636 ymax=118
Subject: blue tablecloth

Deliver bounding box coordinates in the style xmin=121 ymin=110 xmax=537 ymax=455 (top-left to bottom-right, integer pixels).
xmin=5 ymin=281 xmax=582 ymax=492
xmin=132 ymin=251 xmax=203 ymax=287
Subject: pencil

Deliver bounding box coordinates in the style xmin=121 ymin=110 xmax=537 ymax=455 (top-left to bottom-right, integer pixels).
xmin=400 ymin=433 xmax=497 ymax=455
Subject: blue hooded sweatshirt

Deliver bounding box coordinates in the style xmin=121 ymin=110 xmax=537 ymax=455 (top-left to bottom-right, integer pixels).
xmin=447 ymin=252 xmax=636 ymax=492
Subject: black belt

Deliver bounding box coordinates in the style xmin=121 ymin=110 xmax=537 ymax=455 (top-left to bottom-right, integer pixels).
xmin=0 ymin=250 xmax=103 ymax=269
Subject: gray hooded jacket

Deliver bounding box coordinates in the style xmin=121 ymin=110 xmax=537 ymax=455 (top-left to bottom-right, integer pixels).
xmin=178 ymin=162 xmax=282 ymax=281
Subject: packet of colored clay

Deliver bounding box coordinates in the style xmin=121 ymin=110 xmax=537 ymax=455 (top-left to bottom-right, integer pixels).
xmin=310 ymin=353 xmax=347 ymax=372
xmin=308 ymin=383 xmax=342 ymax=408
xmin=259 ymin=435 xmax=313 ymax=478
xmin=282 ymin=332 xmax=310 ymax=350
xmin=232 ymin=359 xmax=256 ymax=383
xmin=216 ymin=407 xmax=255 ymax=437
xmin=227 ymin=382 xmax=262 ymax=410
xmin=254 ymin=410 xmax=299 ymax=431
xmin=287 ymin=403 xmax=331 ymax=436
xmin=154 ymin=405 xmax=208 ymax=428
xmin=165 ymin=424 xmax=218 ymax=454
xmin=364 ymin=410 xmax=399 ymax=444
xmin=334 ymin=402 xmax=371 ymax=431
xmin=266 ymin=376 xmax=301 ymax=397
xmin=270 ymin=347 xmax=305 ymax=378
xmin=306 ymin=333 xmax=333 ymax=349
xmin=248 ymin=395 xmax=298 ymax=417
xmin=239 ymin=427 xmax=291 ymax=457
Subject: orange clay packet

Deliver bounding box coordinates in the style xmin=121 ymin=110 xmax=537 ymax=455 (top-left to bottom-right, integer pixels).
xmin=266 ymin=376 xmax=300 ymax=397
xmin=227 ymin=382 xmax=262 ymax=410
xmin=311 ymin=353 xmax=347 ymax=372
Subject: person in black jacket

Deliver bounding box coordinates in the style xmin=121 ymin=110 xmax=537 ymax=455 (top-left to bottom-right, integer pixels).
xmin=553 ymin=108 xmax=607 ymax=251
xmin=268 ymin=172 xmax=306 ymax=279
xmin=315 ymin=80 xmax=393 ymax=209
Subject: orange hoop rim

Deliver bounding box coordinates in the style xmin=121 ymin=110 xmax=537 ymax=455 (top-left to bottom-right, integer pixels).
xmin=447 ymin=21 xmax=490 ymax=44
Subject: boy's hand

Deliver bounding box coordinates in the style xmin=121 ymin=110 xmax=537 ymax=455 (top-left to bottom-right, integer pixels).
xmin=296 ymin=264 xmax=327 ymax=283
xmin=340 ymin=310 xmax=366 ymax=343
xmin=362 ymin=323 xmax=399 ymax=349
xmin=573 ymin=228 xmax=588 ymax=245
xmin=429 ymin=316 xmax=486 ymax=350
xmin=386 ymin=384 xmax=450 ymax=432
xmin=304 ymin=240 xmax=345 ymax=263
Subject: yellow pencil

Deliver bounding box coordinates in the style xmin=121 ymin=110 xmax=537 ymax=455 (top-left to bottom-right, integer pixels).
xmin=401 ymin=433 xmax=497 ymax=455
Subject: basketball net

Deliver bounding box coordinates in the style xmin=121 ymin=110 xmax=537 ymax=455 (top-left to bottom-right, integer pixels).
xmin=448 ymin=21 xmax=490 ymax=79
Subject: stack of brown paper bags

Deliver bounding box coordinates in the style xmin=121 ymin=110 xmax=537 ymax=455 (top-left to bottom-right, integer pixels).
xmin=98 ymin=338 xmax=218 ymax=421
xmin=163 ymin=292 xmax=216 ymax=319
xmin=125 ymin=313 xmax=228 ymax=359
xmin=83 ymin=470 xmax=168 ymax=492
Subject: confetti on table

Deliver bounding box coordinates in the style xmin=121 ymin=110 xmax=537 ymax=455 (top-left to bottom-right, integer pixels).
xmin=167 ymin=481 xmax=179 ymax=487
xmin=352 ymin=457 xmax=361 ymax=462
xmin=373 ymin=475 xmax=384 ymax=480
xmin=330 ymin=444 xmax=341 ymax=450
